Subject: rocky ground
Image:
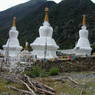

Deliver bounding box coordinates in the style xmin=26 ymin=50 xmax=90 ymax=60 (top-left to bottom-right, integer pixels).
xmin=0 ymin=72 xmax=95 ymax=95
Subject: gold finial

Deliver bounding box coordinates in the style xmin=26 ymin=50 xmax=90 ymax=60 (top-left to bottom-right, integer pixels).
xmin=12 ymin=16 xmax=16 ymax=26
xmin=25 ymin=42 xmax=28 ymax=50
xmin=82 ymin=15 xmax=86 ymax=25
xmin=44 ymin=7 xmax=49 ymax=21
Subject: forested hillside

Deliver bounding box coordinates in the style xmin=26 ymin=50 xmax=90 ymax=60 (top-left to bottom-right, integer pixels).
xmin=0 ymin=0 xmax=95 ymax=49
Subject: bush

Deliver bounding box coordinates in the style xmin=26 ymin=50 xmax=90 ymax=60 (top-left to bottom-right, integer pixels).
xmin=31 ymin=66 xmax=41 ymax=77
xmin=24 ymin=66 xmax=60 ymax=77
xmin=49 ymin=67 xmax=59 ymax=76
xmin=24 ymin=66 xmax=48 ymax=78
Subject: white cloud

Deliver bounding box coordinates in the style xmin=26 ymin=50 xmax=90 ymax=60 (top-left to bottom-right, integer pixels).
xmin=0 ymin=0 xmax=29 ymax=11
xmin=91 ymin=0 xmax=95 ymax=3
xmin=54 ymin=0 xmax=62 ymax=3
xmin=48 ymin=0 xmax=62 ymax=3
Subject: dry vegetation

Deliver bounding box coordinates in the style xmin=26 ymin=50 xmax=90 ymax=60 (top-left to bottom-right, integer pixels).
xmin=0 ymin=72 xmax=95 ymax=95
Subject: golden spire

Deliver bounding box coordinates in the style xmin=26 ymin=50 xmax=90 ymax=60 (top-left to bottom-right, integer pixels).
xmin=44 ymin=7 xmax=49 ymax=22
xmin=25 ymin=42 xmax=28 ymax=50
xmin=82 ymin=15 xmax=86 ymax=25
xmin=12 ymin=16 xmax=16 ymax=26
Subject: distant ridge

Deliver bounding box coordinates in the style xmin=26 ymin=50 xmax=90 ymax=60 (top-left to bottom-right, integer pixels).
xmin=0 ymin=0 xmax=47 ymax=28
xmin=0 ymin=0 xmax=95 ymax=50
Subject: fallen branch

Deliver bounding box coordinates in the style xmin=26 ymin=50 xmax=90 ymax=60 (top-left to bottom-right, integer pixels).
xmin=8 ymin=86 xmax=32 ymax=95
xmin=25 ymin=74 xmax=55 ymax=92
xmin=20 ymin=79 xmax=37 ymax=95
xmin=36 ymin=81 xmax=55 ymax=92
xmin=24 ymin=74 xmax=56 ymax=95
xmin=3 ymin=73 xmax=56 ymax=95
xmin=68 ymin=77 xmax=79 ymax=85
xmin=24 ymin=74 xmax=37 ymax=92
xmin=36 ymin=86 xmax=55 ymax=95
xmin=80 ymin=88 xmax=84 ymax=95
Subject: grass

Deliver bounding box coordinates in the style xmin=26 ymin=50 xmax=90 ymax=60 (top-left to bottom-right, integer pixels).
xmin=0 ymin=77 xmax=24 ymax=95
xmin=35 ymin=72 xmax=95 ymax=95
xmin=0 ymin=72 xmax=95 ymax=95
xmin=36 ymin=77 xmax=81 ymax=95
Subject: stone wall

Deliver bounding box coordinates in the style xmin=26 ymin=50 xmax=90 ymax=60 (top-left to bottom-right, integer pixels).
xmin=34 ymin=57 xmax=95 ymax=72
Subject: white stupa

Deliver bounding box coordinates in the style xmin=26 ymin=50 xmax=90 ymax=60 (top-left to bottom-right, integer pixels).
xmin=20 ymin=42 xmax=31 ymax=63
xmin=3 ymin=17 xmax=22 ymax=61
xmin=31 ymin=7 xmax=59 ymax=59
xmin=74 ymin=15 xmax=92 ymax=56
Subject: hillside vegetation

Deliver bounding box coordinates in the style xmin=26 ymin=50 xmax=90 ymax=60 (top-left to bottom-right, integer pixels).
xmin=0 ymin=0 xmax=95 ymax=49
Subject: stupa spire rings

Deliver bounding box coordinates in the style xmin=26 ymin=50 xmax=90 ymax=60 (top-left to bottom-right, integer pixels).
xmin=25 ymin=42 xmax=28 ymax=50
xmin=82 ymin=15 xmax=86 ymax=25
xmin=44 ymin=7 xmax=49 ymax=22
xmin=12 ymin=16 xmax=16 ymax=27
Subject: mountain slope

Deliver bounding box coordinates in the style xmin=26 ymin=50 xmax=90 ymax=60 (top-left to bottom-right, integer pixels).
xmin=0 ymin=0 xmax=95 ymax=49
xmin=51 ymin=0 xmax=95 ymax=49
xmin=0 ymin=0 xmax=47 ymax=28
xmin=0 ymin=0 xmax=54 ymax=48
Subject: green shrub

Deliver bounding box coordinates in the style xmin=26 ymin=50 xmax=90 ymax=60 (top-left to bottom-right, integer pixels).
xmin=23 ymin=70 xmax=32 ymax=77
xmin=31 ymin=66 xmax=41 ymax=77
xmin=24 ymin=66 xmax=48 ymax=78
xmin=49 ymin=67 xmax=59 ymax=76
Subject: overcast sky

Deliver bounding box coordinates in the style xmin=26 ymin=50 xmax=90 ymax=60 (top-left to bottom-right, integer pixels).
xmin=0 ymin=0 xmax=95 ymax=11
